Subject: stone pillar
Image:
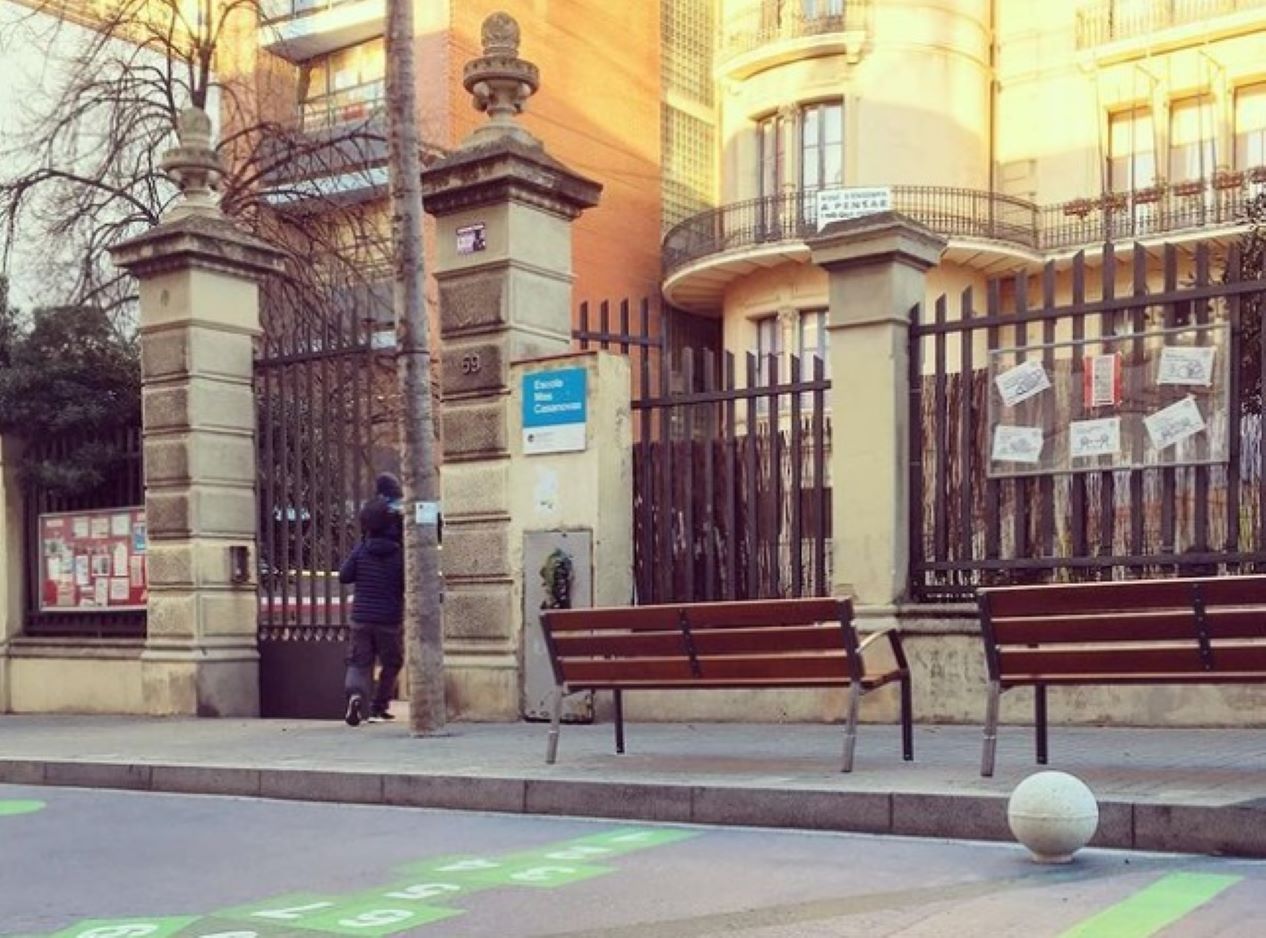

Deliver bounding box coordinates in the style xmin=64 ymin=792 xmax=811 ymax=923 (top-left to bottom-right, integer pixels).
xmin=0 ymin=437 xmax=23 ymax=712
xmin=422 ymin=13 xmax=601 ymax=719
xmin=110 ymin=108 xmax=284 ymax=717
xmin=807 ymin=212 xmax=946 ymax=609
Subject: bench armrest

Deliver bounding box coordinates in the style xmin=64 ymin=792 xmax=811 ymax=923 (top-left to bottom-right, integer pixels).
xmin=857 ymin=625 xmax=910 ymax=671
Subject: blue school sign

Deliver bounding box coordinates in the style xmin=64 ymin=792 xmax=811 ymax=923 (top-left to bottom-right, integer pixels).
xmin=522 ymin=367 xmax=588 ymax=455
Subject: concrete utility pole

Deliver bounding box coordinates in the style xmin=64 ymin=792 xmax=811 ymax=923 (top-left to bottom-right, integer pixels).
xmin=384 ymin=0 xmax=445 ymax=734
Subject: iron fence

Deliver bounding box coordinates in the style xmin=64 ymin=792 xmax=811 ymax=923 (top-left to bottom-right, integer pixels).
xmin=909 ymin=241 xmax=1266 ymax=600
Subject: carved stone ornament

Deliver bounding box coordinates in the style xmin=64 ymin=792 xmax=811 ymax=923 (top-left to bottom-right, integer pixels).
xmin=461 ymin=12 xmax=541 ymax=148
xmin=481 ymin=11 xmax=520 ymax=56
xmin=159 ymin=107 xmax=226 ymax=219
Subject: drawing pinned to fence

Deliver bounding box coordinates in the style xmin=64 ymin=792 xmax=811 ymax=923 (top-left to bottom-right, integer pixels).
xmin=1144 ymin=396 xmax=1206 ymax=450
xmin=1158 ymin=345 xmax=1216 ymax=387
xmin=991 ymin=425 xmax=1045 ymax=464
xmin=1069 ymin=416 xmax=1122 ymax=459
xmin=994 ymin=359 xmax=1051 ymax=407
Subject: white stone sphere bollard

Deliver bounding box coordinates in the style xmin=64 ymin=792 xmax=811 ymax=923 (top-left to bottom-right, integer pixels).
xmin=1007 ymin=770 xmax=1099 ymax=864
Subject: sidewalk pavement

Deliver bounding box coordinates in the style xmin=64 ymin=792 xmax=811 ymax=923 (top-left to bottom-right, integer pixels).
xmin=2 ymin=714 xmax=1264 ymax=858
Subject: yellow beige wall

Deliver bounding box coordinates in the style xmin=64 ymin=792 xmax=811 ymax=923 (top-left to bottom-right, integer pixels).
xmin=998 ymin=1 xmax=1266 ymax=204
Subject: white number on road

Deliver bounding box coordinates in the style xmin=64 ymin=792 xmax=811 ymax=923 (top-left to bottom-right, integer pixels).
xmin=384 ymin=882 xmax=462 ymax=900
xmin=339 ymin=909 xmax=413 ymax=928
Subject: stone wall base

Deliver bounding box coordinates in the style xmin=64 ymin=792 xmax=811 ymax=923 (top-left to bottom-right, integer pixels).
xmin=7 ymin=640 xmax=146 ymax=714
xmin=445 ymin=659 xmax=520 ymax=722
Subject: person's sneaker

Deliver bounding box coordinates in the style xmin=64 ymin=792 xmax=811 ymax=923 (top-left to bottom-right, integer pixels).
xmin=369 ymin=707 xmax=396 ymax=723
xmin=344 ymin=694 xmax=364 ymax=727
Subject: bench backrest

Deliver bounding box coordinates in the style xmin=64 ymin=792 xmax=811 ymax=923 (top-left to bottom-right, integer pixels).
xmin=539 ymin=598 xmax=858 ymax=689
xmin=978 ymin=576 xmax=1266 ymax=682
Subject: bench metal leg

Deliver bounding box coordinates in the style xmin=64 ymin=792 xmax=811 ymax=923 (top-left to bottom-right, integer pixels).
xmin=981 ymin=680 xmax=1001 ymax=777
xmin=546 ymin=685 xmax=564 ymax=765
xmin=1035 ymin=683 xmax=1048 ymax=766
xmin=841 ymin=683 xmax=862 ymax=773
xmin=900 ymin=674 xmax=914 ymax=762
xmin=613 ymin=689 xmax=625 ymax=755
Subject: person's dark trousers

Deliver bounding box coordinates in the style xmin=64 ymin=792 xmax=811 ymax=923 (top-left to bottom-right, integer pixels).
xmin=344 ymin=623 xmax=404 ymax=713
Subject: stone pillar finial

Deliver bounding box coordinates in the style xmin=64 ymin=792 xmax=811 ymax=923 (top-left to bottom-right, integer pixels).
xmin=159 ymin=107 xmax=225 ymax=219
xmin=461 ymin=12 xmax=541 ymax=148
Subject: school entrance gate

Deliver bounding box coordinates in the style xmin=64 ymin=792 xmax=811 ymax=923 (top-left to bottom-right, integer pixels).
xmin=254 ymin=278 xmax=394 ymax=718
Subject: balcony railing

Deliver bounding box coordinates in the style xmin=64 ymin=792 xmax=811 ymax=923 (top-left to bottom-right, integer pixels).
xmin=662 ymin=174 xmax=1266 ymax=277
xmin=261 ymin=0 xmax=366 ymax=23
xmin=718 ymin=1 xmax=868 ymax=63
xmin=1075 ymin=0 xmax=1266 ymax=48
xmin=300 ymin=79 xmax=385 ymax=131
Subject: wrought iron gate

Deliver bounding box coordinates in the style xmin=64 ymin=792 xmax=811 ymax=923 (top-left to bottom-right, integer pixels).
xmin=255 ymin=277 xmax=394 ymax=717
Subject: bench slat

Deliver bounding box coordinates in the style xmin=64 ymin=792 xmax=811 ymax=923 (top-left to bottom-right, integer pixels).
xmin=566 ymin=677 xmax=888 ymax=691
xmin=1005 ymin=672 xmax=1266 ymax=686
xmin=551 ymin=625 xmax=846 ymax=660
xmin=984 ymin=580 xmax=1189 ymax=618
xmin=999 ymin=643 xmax=1266 ymax=677
xmin=561 ymin=653 xmax=853 ymax=685
xmin=982 ymin=576 xmax=1266 ymax=618
xmin=542 ymin=598 xmax=847 ymax=633
xmin=990 ymin=608 xmax=1266 ymax=645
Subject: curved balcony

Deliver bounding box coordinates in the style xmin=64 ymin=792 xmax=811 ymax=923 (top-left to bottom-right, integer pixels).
xmin=717 ymin=2 xmax=869 ymax=78
xmin=663 ymin=178 xmax=1263 ymax=311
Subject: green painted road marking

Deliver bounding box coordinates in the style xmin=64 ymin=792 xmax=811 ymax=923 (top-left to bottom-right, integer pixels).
xmin=50 ymin=918 xmax=197 ymax=938
xmin=467 ymin=860 xmax=613 ymax=889
xmin=33 ymin=826 xmax=698 ymax=937
xmin=0 ymin=799 xmax=46 ymax=816
xmin=217 ymin=893 xmax=339 ymax=926
xmin=295 ymin=899 xmax=462 ymax=936
xmin=1059 ymin=873 xmax=1242 ymax=938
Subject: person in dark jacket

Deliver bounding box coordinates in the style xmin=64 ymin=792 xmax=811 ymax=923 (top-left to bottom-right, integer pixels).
xmin=339 ymin=498 xmax=404 ymax=725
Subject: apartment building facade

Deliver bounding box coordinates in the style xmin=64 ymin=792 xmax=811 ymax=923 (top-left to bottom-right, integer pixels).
xmin=662 ymin=0 xmax=1266 ymax=370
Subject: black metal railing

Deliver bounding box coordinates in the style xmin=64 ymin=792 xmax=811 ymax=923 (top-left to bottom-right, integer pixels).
xmin=1075 ymin=0 xmax=1266 ymax=47
xmin=718 ymin=0 xmax=868 ymax=62
xmin=663 ymin=174 xmax=1266 ymax=277
xmin=261 ymin=0 xmax=370 ymax=23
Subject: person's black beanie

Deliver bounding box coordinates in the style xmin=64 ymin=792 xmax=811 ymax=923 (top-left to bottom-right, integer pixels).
xmin=375 ymin=473 xmax=404 ymax=501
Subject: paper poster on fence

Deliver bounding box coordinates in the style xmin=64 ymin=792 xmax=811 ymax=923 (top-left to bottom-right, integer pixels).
xmin=1069 ymin=416 xmax=1121 ymax=460
xmin=1157 ymin=345 xmax=1215 ymax=387
xmin=991 ymin=425 xmax=1045 ymax=465
xmin=994 ymin=359 xmax=1050 ymax=407
xmin=1144 ymin=396 xmax=1206 ymax=450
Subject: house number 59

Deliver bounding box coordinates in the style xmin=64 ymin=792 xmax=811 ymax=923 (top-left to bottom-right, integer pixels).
xmin=461 ymin=353 xmax=482 ymax=375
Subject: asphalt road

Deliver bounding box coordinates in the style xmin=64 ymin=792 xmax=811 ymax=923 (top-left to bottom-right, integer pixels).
xmin=1 ymin=784 xmax=1262 ymax=937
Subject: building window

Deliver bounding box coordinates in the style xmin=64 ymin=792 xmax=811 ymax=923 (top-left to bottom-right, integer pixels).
xmin=800 ymin=102 xmax=844 ymax=191
xmin=1169 ymin=96 xmax=1215 ymax=183
xmin=754 ymin=314 xmax=782 ymax=413
xmin=798 ymin=309 xmax=829 ymax=408
xmin=1108 ymin=106 xmax=1155 ymax=191
xmin=803 ymin=0 xmax=845 ymax=17
xmin=299 ymin=38 xmax=386 ymax=130
xmin=1235 ymin=83 xmax=1266 ymax=171
xmin=757 ymin=113 xmax=787 ymax=199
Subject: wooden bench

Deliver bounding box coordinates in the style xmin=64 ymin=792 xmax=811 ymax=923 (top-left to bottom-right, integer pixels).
xmin=977 ymin=575 xmax=1266 ymax=777
xmin=538 ymin=597 xmax=912 ymax=772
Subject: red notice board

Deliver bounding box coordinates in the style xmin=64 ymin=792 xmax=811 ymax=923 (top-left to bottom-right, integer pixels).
xmin=39 ymin=507 xmax=147 ymax=612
